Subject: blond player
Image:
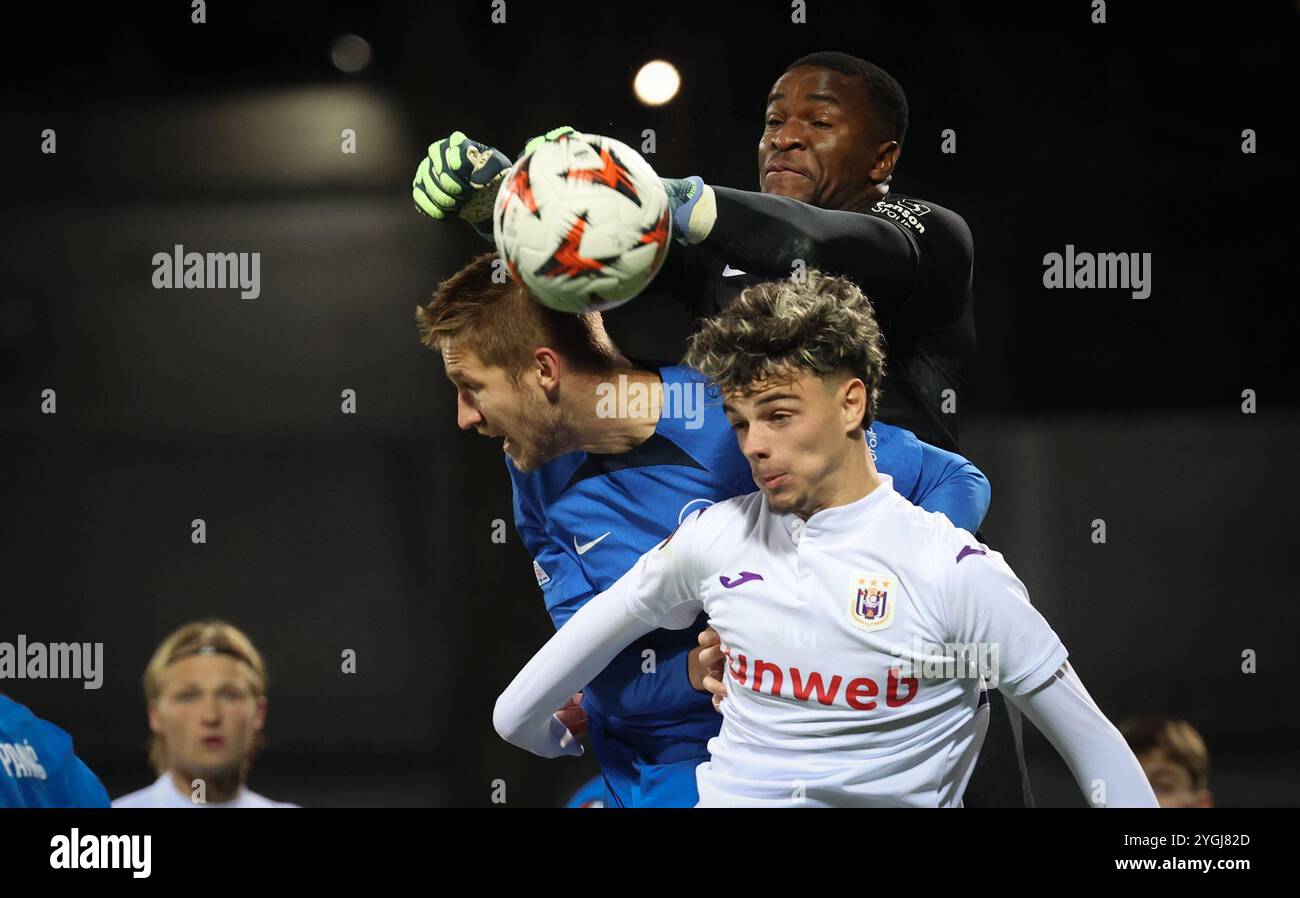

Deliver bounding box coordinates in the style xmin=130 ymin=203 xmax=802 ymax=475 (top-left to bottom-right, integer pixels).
xmin=493 ymin=271 xmax=1157 ymax=807
xmin=113 ymin=620 xmax=297 ymax=808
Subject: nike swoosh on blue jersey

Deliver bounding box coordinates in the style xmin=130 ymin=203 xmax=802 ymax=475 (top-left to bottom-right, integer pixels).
xmin=575 ymin=532 xmax=612 ymax=555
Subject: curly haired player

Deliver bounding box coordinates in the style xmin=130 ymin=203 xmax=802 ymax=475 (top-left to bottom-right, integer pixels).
xmin=492 ymin=272 xmax=1156 ymax=808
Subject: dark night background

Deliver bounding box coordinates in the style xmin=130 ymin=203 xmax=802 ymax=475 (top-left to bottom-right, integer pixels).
xmin=0 ymin=1 xmax=1296 ymax=807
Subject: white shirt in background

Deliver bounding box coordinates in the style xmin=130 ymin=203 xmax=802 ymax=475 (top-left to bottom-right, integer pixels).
xmin=112 ymin=773 xmax=298 ymax=808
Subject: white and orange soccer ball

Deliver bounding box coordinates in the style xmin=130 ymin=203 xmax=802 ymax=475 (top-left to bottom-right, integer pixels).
xmin=492 ymin=132 xmax=671 ymax=314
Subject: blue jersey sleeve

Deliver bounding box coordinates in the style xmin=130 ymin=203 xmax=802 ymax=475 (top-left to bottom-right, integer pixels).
xmin=873 ymin=421 xmax=990 ymax=534
xmin=0 ymin=698 xmax=110 ymax=808
xmin=910 ymin=442 xmax=991 ymax=534
xmin=46 ymin=754 xmax=111 ymax=808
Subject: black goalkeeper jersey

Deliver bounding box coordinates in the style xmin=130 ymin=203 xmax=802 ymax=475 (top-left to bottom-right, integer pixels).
xmin=651 ymin=187 xmax=976 ymax=453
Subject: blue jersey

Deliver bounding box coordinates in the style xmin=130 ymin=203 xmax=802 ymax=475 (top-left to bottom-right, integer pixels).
xmin=508 ymin=364 xmax=990 ymax=807
xmin=0 ymin=695 xmax=110 ymax=808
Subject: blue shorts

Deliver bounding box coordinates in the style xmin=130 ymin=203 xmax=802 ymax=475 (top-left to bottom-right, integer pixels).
xmin=587 ymin=712 xmax=713 ymax=808
xmin=601 ymin=755 xmax=704 ymax=808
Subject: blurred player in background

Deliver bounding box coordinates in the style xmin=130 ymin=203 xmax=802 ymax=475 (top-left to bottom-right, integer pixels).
xmin=1121 ymin=715 xmax=1213 ymax=808
xmin=412 ymin=50 xmax=1031 ymax=806
xmin=564 ymin=773 xmax=606 ymax=808
xmin=113 ymin=620 xmax=297 ymax=808
xmin=493 ymin=271 xmax=1157 ymax=808
xmin=0 ymin=693 xmax=110 ymax=807
xmin=415 ymin=252 xmax=991 ymax=806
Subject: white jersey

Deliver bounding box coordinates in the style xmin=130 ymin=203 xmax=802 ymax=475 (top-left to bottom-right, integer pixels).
xmin=112 ymin=773 xmax=298 ymax=808
xmin=625 ymin=474 xmax=1068 ymax=807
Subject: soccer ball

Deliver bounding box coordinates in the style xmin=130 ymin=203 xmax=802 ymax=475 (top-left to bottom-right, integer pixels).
xmin=492 ymin=132 xmax=671 ymax=314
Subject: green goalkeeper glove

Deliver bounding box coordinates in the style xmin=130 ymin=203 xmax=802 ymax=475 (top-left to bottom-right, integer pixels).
xmin=411 ymin=131 xmax=512 ymax=223
xmin=519 ymin=125 xmax=578 ymax=160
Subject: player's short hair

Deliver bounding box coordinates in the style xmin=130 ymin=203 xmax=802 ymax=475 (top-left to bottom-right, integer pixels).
xmin=143 ymin=620 xmax=267 ymax=776
xmin=415 ymin=251 xmax=620 ymax=379
xmin=1119 ymin=715 xmax=1211 ymax=791
xmin=785 ymin=51 xmax=909 ymax=146
xmin=684 ymin=270 xmax=887 ymax=427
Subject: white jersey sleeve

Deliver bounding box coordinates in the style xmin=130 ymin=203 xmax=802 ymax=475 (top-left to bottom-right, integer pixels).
xmin=492 ymin=509 xmax=709 ymax=759
xmin=622 ymin=506 xmax=710 ymax=629
xmin=1008 ymin=663 xmax=1159 ymax=807
xmin=939 ymin=539 xmax=1069 ymax=696
xmin=493 ymin=591 xmax=655 ymax=758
